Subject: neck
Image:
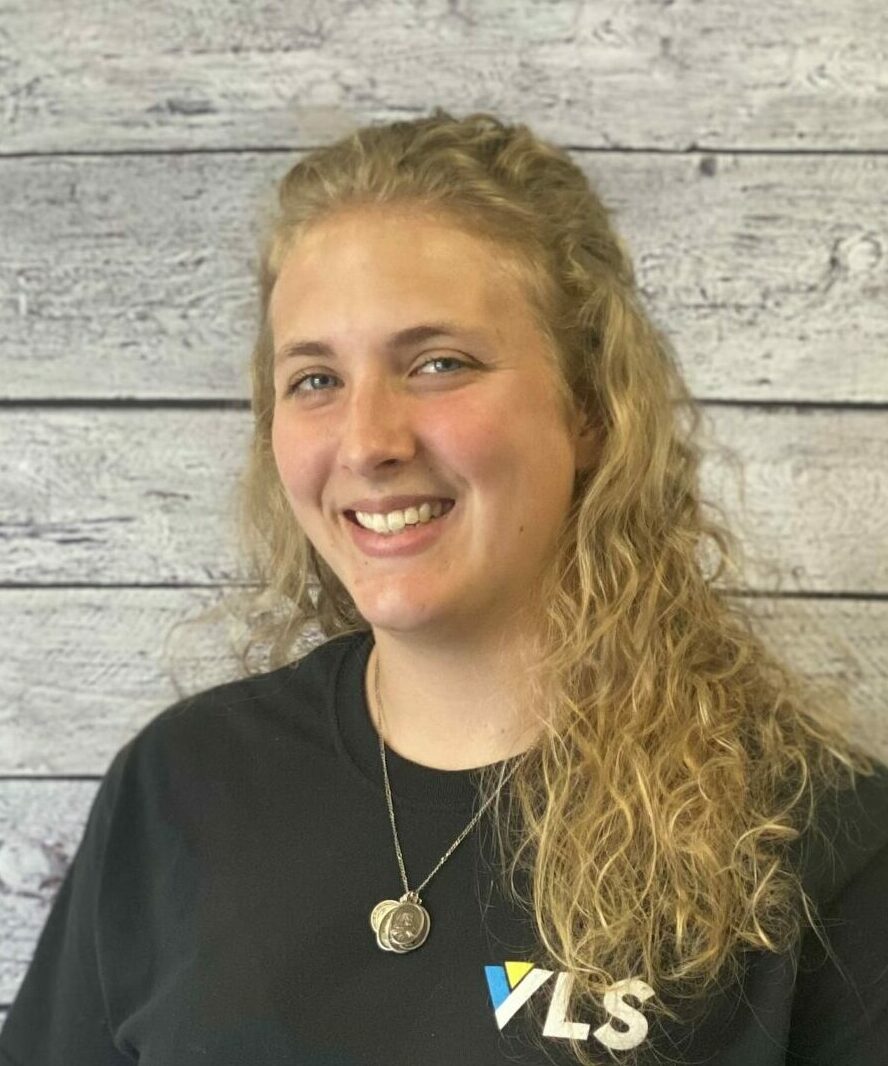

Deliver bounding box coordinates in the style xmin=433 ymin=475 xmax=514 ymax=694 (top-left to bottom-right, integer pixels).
xmin=365 ymin=628 xmax=543 ymax=771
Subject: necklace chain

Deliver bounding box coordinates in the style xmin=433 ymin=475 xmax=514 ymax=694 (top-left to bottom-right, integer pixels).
xmin=374 ymin=648 xmax=527 ymax=898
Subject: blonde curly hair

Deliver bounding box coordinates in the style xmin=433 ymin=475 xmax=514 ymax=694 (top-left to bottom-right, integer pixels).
xmin=182 ymin=108 xmax=872 ymax=1064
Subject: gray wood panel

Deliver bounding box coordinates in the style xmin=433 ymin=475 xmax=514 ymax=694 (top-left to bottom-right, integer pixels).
xmin=2 ymin=405 xmax=885 ymax=590
xmin=0 ymin=408 xmax=252 ymax=584
xmin=1 ymin=0 xmax=886 ymax=153
xmin=2 ymin=151 xmax=886 ymax=403
xmin=0 ymin=778 xmax=99 ymax=1002
xmin=0 ymin=587 xmax=237 ymax=774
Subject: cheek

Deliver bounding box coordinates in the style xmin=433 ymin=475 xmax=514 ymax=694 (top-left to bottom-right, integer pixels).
xmin=269 ymin=418 xmax=290 ymax=482
xmin=439 ymin=424 xmax=499 ymax=475
xmin=444 ymin=396 xmax=553 ymax=475
xmin=270 ymin=417 xmax=317 ymax=499
xmin=428 ymin=402 xmax=507 ymax=477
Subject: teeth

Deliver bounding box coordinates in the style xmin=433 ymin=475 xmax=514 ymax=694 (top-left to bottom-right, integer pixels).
xmin=354 ymin=500 xmax=450 ymax=534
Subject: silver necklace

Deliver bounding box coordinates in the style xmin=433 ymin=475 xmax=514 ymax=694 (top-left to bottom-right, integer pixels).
xmin=368 ymin=649 xmax=528 ymax=953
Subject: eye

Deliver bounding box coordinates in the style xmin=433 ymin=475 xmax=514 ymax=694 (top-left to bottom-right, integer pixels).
xmin=413 ymin=355 xmax=469 ymax=377
xmin=284 ymin=355 xmax=470 ymax=397
xmin=286 ymin=371 xmax=337 ymax=396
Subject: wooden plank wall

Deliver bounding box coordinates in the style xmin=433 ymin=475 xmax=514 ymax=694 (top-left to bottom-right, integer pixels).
xmin=1 ymin=0 xmax=886 ymax=1024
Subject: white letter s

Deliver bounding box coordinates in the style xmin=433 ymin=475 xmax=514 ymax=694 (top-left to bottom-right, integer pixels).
xmin=593 ymin=977 xmax=655 ymax=1051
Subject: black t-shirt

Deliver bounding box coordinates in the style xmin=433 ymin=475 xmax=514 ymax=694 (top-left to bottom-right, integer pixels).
xmin=2 ymin=629 xmax=887 ymax=1065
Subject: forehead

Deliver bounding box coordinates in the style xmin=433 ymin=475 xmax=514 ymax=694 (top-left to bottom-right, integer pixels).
xmin=280 ymin=207 xmax=498 ymax=270
xmin=269 ymin=210 xmax=535 ymax=340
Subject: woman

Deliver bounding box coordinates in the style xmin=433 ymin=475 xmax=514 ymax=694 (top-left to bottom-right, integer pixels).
xmin=2 ymin=109 xmax=886 ymax=1066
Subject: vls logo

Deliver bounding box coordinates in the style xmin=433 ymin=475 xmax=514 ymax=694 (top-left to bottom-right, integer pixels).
xmin=484 ymin=961 xmax=654 ymax=1051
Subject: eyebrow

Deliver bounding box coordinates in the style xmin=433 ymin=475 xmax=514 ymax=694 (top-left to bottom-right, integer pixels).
xmin=273 ymin=321 xmax=484 ymax=366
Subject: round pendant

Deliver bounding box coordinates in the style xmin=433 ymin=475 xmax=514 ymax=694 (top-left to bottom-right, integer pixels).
xmin=370 ymin=898 xmax=399 ymax=933
xmin=373 ymin=895 xmax=430 ymax=953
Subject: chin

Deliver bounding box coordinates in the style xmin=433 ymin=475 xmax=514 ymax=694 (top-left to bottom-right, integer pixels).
xmin=350 ymin=593 xmax=447 ymax=632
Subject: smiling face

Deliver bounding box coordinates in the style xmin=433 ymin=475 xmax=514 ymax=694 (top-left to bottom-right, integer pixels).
xmin=269 ymin=207 xmax=596 ymax=644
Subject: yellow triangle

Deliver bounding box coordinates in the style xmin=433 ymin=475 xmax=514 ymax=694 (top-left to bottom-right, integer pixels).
xmin=505 ymin=960 xmax=535 ymax=989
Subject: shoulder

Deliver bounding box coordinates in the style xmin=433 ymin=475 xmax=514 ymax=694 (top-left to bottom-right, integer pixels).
xmin=797 ymin=759 xmax=888 ymax=909
xmin=785 ymin=761 xmax=888 ymax=1062
xmin=102 ymin=629 xmax=368 ymax=801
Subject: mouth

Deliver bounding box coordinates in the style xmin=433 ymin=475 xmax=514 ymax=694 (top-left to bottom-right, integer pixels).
xmin=341 ymin=498 xmax=458 ymax=556
xmin=343 ymin=499 xmax=456 ymax=531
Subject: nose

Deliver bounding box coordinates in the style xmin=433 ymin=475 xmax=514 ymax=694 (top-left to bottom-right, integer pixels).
xmin=337 ymin=374 xmax=418 ymax=473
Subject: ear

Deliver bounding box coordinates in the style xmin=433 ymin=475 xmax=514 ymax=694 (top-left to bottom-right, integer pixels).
xmin=572 ymin=410 xmax=601 ymax=474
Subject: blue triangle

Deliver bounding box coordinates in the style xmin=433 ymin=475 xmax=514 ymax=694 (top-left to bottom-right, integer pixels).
xmin=484 ymin=965 xmax=510 ymax=1010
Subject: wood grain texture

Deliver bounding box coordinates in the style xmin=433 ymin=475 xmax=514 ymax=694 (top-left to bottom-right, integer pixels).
xmin=1 ymin=0 xmax=886 ymax=153
xmin=0 ymin=779 xmax=100 ymax=1001
xmin=0 ymin=408 xmax=252 ymax=584
xmin=0 ymin=587 xmax=239 ymax=774
xmin=1 ymin=405 xmax=885 ymax=590
xmin=2 ymin=151 xmax=886 ymax=403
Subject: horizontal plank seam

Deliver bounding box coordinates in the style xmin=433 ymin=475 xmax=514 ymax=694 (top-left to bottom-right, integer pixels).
xmin=2 ymin=146 xmax=888 ymax=161
xmin=0 ymin=584 xmax=884 ymax=601
xmin=0 ymin=399 xmax=252 ymax=410
xmin=0 ymin=775 xmax=104 ymax=783
xmin=1 ymin=399 xmax=886 ymax=412
xmin=0 ymin=582 xmax=258 ymax=590
xmin=734 ymin=590 xmax=888 ymax=602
